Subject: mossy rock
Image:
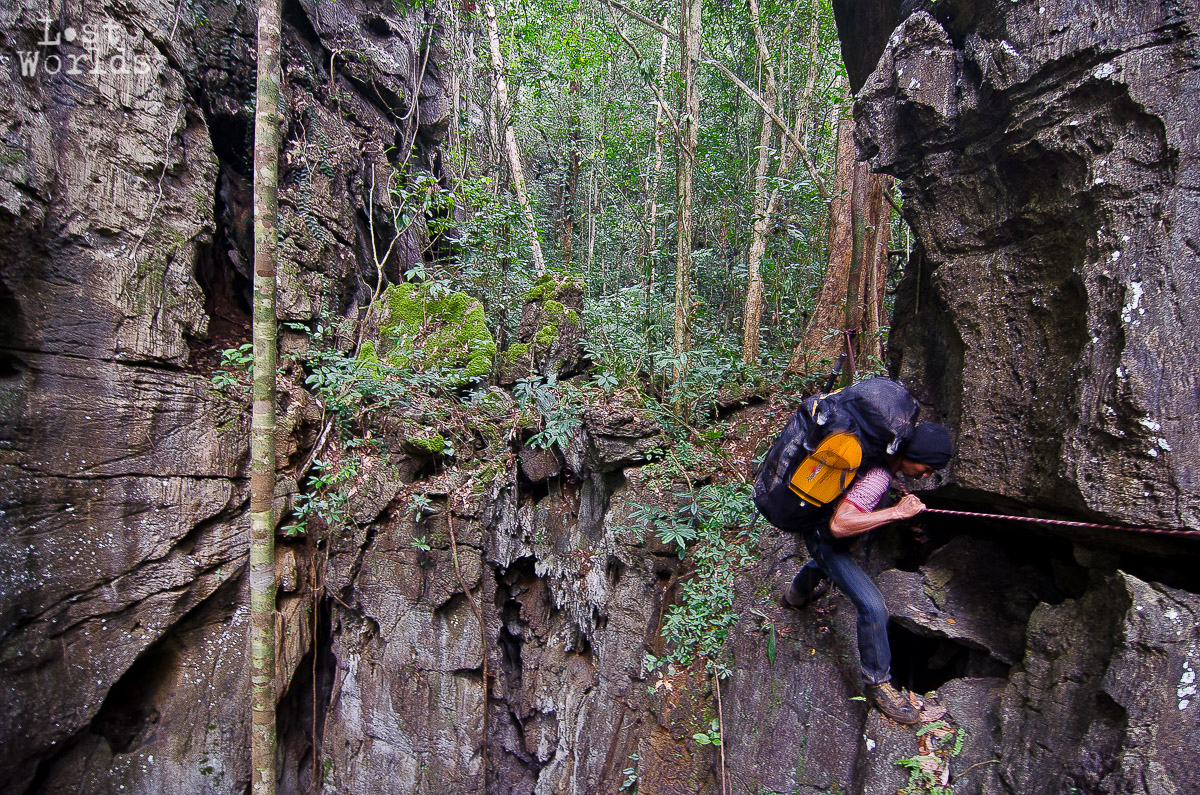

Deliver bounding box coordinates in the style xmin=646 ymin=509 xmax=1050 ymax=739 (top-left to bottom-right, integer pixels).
xmin=408 ymin=433 xmax=446 ymax=454
xmin=499 ymin=271 xmax=586 ymax=385
xmin=370 ymin=282 xmax=496 ymax=387
xmin=523 ymin=272 xmax=584 ymax=303
xmin=498 ymin=343 xmax=531 ymax=371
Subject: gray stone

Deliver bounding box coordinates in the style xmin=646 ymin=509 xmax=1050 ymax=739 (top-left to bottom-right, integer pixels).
xmin=856 ymin=0 xmax=1200 ymax=534
xmin=0 ymin=0 xmax=455 ymax=789
xmin=878 ymin=536 xmax=1046 ymax=664
xmin=996 ymin=572 xmax=1200 ymax=794
xmin=567 ymin=403 xmax=664 ymax=474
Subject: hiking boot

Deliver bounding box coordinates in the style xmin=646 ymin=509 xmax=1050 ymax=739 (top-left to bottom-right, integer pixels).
xmin=782 ymin=578 xmax=830 ymax=610
xmin=865 ymin=681 xmax=920 ymax=725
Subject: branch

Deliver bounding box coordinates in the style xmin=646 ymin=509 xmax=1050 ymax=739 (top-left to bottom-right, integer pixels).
xmin=603 ymin=1 xmax=686 ymax=153
xmin=883 ymin=185 xmax=902 ymax=214
xmin=703 ymin=58 xmax=828 ymax=200
xmin=607 ymin=0 xmax=829 ymax=200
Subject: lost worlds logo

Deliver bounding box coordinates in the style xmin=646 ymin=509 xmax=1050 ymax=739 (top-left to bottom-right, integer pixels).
xmin=4 ymin=16 xmax=157 ymax=78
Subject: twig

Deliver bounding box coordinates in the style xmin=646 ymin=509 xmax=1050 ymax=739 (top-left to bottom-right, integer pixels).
xmin=298 ymin=411 xmax=334 ymax=482
xmin=446 ymin=505 xmax=490 ymax=789
xmin=883 ymin=187 xmax=903 ymax=215
xmin=713 ymin=668 xmax=729 ymax=795
xmin=129 ymin=104 xmax=184 ymax=263
xmin=950 ymin=759 xmax=1001 ymax=784
xmin=169 ymin=0 xmax=185 ymax=41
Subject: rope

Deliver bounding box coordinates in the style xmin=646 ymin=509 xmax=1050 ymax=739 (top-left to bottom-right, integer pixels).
xmin=920 ymin=507 xmax=1199 ymax=537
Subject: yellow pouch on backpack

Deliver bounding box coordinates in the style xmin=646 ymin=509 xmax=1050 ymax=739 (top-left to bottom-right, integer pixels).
xmin=788 ymin=432 xmax=863 ymax=507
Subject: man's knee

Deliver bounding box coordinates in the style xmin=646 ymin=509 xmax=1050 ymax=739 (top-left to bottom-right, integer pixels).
xmin=858 ymin=593 xmax=890 ymax=627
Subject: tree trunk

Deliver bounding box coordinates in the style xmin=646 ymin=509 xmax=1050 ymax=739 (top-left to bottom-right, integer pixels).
xmin=639 ymin=25 xmax=670 ymax=282
xmin=800 ymin=0 xmax=821 ymax=149
xmin=562 ymin=77 xmax=581 ymax=267
xmin=791 ymin=106 xmax=893 ymax=375
xmin=859 ymin=176 xmax=894 ymax=367
xmin=250 ymin=0 xmax=281 ymax=790
xmin=741 ymin=0 xmax=776 ymax=363
xmin=792 ymin=107 xmax=855 ymax=370
xmin=483 ymin=0 xmax=546 ymax=275
xmin=674 ymin=0 xmax=700 ymax=376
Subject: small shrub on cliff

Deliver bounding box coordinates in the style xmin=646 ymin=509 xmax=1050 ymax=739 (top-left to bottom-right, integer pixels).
xmin=632 ymin=483 xmax=758 ymax=671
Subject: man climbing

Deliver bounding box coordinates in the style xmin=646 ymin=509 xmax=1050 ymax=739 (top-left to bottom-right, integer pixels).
xmin=782 ymin=422 xmax=953 ymax=725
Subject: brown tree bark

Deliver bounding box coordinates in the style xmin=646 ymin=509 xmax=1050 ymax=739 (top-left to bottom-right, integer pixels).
xmin=791 ymin=108 xmax=892 ymax=374
xmin=859 ymin=176 xmax=894 ymax=367
xmin=793 ymin=109 xmax=854 ymax=370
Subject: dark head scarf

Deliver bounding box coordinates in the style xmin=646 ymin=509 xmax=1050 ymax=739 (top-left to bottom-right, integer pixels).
xmin=902 ymin=423 xmax=952 ymax=469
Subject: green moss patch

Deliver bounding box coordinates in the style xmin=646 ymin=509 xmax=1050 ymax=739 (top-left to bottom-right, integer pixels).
xmin=523 ymin=272 xmax=584 ymax=303
xmin=409 ymin=432 xmax=446 ymax=453
xmin=372 ymin=282 xmax=496 ymax=386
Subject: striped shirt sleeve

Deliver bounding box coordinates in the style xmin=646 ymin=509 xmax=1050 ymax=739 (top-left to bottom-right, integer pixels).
xmin=843 ymin=467 xmax=892 ymax=513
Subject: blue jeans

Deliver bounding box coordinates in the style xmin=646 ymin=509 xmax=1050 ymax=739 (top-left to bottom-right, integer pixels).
xmin=793 ymin=524 xmax=892 ymax=685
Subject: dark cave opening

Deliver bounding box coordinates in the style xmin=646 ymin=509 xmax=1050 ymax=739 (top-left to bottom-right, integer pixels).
xmin=276 ymin=595 xmax=336 ymax=795
xmin=887 ymin=624 xmax=1010 ymax=696
xmin=0 ymin=350 xmax=23 ymax=379
xmin=0 ymin=277 xmax=26 ymax=377
xmin=495 ymin=557 xmax=538 ymax=694
xmin=497 ymin=622 xmax=525 ymax=691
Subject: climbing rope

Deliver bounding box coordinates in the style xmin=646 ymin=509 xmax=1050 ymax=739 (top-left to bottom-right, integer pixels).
xmin=919 ymin=507 xmax=1200 ymax=537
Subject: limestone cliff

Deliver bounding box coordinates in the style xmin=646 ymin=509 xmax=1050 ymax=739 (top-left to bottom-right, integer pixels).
xmin=850 ymin=0 xmax=1200 ymax=535
xmin=0 ymin=0 xmax=451 ymax=790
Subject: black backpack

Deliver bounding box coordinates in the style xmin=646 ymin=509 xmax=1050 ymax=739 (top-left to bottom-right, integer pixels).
xmin=753 ymin=378 xmax=920 ymax=532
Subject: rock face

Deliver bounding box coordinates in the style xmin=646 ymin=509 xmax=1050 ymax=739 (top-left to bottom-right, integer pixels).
xmin=0 ymin=0 xmax=450 ymax=791
xmin=998 ymin=571 xmax=1200 ymax=794
xmin=853 ymin=1 xmax=1200 ymax=533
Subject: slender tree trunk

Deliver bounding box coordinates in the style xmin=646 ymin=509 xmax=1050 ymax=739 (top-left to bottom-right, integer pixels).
xmin=562 ymin=78 xmax=580 ymax=267
xmin=800 ymin=0 xmax=821 ymax=149
xmin=250 ymin=0 xmax=281 ymax=790
xmin=587 ymin=151 xmax=599 ymax=274
xmin=588 ymin=79 xmax=609 ymax=281
xmin=481 ymin=29 xmax=501 ymax=169
xmin=483 ymin=0 xmax=546 ymax=275
xmin=859 ymin=176 xmax=893 ymax=367
xmin=449 ymin=12 xmax=462 ymax=164
xmin=741 ymin=0 xmax=776 ymax=363
xmin=674 ymin=0 xmax=700 ymax=376
xmin=792 ymin=107 xmax=855 ymax=370
xmin=639 ymin=25 xmax=670 ymax=280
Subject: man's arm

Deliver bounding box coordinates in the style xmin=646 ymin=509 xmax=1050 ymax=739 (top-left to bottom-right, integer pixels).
xmin=829 ymin=493 xmax=925 ymax=539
